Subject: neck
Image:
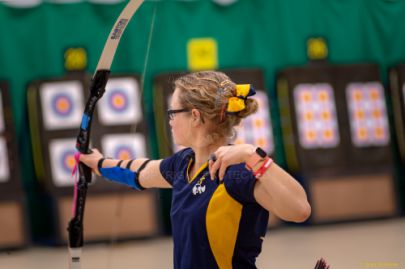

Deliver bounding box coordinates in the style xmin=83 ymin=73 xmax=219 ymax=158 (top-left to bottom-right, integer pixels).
xmin=191 ymin=137 xmax=228 ymax=169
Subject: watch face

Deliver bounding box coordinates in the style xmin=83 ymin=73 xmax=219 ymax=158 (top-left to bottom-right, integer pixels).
xmin=256 ymin=147 xmax=267 ymax=158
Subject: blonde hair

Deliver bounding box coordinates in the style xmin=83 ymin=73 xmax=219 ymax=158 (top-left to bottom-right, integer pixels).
xmin=174 ymin=71 xmax=258 ymax=140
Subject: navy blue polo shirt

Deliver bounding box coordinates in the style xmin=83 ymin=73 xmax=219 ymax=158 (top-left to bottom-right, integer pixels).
xmin=160 ymin=148 xmax=269 ymax=269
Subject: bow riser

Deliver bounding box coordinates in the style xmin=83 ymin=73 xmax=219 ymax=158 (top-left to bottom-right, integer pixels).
xmin=76 ymin=70 xmax=110 ymax=153
xmin=68 ymin=69 xmax=110 ymax=250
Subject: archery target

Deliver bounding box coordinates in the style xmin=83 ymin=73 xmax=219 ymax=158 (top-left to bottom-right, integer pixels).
xmin=98 ymin=77 xmax=142 ymax=125
xmin=49 ymin=138 xmax=77 ymax=187
xmin=346 ymin=82 xmax=390 ymax=147
xmin=101 ymin=133 xmax=147 ymax=160
xmin=0 ymin=137 xmax=10 ymax=182
xmin=234 ymin=91 xmax=274 ymax=154
xmin=40 ymin=81 xmax=84 ymax=130
xmin=294 ymin=83 xmax=340 ymax=149
xmin=0 ymin=91 xmax=4 ymax=133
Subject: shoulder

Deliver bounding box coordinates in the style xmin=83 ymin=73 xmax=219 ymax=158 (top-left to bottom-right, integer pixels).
xmin=160 ymin=147 xmax=193 ymax=170
xmin=224 ymin=163 xmax=252 ymax=179
xmin=175 ymin=147 xmax=194 ymax=160
xmin=223 ymin=163 xmax=257 ymax=204
xmin=160 ymin=148 xmax=194 ymax=185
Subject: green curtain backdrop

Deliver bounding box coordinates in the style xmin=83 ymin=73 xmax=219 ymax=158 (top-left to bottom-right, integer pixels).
xmin=1 ymin=0 xmax=405 ymax=237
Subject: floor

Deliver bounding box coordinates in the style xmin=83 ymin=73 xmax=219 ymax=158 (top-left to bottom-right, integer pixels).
xmin=0 ymin=217 xmax=404 ymax=269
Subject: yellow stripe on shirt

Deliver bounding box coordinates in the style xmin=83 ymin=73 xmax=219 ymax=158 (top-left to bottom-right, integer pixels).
xmin=206 ymin=184 xmax=242 ymax=269
xmin=187 ymin=160 xmax=208 ymax=183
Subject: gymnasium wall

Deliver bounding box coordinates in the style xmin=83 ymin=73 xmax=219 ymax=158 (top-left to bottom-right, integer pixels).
xmin=1 ymin=0 xmax=405 ymax=242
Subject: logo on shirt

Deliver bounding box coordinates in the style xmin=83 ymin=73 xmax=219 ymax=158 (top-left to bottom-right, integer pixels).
xmin=192 ymin=174 xmax=207 ymax=195
xmin=192 ymin=182 xmax=206 ymax=195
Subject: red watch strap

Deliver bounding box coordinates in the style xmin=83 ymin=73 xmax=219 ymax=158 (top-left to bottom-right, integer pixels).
xmin=253 ymin=157 xmax=273 ymax=179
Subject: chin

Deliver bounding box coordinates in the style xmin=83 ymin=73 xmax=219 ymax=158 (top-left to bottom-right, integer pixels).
xmin=175 ymin=142 xmax=187 ymax=147
xmin=173 ymin=136 xmax=187 ymax=147
xmin=174 ymin=141 xmax=189 ymax=149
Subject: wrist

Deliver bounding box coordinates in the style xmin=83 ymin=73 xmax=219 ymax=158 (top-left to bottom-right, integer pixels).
xmin=97 ymin=158 xmax=106 ymax=173
xmin=243 ymin=146 xmax=274 ymax=179
xmin=253 ymin=156 xmax=273 ymax=179
xmin=245 ymin=146 xmax=267 ymax=170
xmin=244 ymin=144 xmax=256 ymax=163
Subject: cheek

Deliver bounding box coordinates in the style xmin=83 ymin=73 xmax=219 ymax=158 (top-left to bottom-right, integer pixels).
xmin=170 ymin=120 xmax=180 ymax=137
xmin=171 ymin=121 xmax=188 ymax=141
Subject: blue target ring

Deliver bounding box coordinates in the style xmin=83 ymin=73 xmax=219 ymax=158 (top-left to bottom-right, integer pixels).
xmin=114 ymin=145 xmax=136 ymax=160
xmin=51 ymin=93 xmax=74 ymax=117
xmin=60 ymin=150 xmax=77 ymax=174
xmin=108 ymin=89 xmax=128 ymax=113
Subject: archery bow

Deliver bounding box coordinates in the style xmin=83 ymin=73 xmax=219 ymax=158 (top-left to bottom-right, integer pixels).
xmin=67 ymin=1 xmax=144 ymax=268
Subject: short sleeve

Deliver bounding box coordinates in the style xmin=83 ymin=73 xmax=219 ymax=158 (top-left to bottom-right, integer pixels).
xmin=223 ymin=163 xmax=257 ymax=204
xmin=159 ymin=148 xmax=192 ymax=186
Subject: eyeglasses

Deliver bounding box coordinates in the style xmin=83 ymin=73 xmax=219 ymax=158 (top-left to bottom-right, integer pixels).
xmin=166 ymin=108 xmax=190 ymax=120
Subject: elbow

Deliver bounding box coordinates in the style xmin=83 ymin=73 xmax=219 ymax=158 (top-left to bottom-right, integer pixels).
xmin=294 ymin=202 xmax=311 ymax=223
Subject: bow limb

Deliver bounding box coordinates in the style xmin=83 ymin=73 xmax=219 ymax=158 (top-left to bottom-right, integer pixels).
xmin=67 ymin=1 xmax=145 ymax=268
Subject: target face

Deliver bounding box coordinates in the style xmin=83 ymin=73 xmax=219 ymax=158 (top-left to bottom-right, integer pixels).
xmin=234 ymin=91 xmax=274 ymax=154
xmin=40 ymin=81 xmax=84 ymax=130
xmin=0 ymin=137 xmax=10 ymax=182
xmin=294 ymin=83 xmax=340 ymax=149
xmin=49 ymin=138 xmax=77 ymax=187
xmin=98 ymin=77 xmax=142 ymax=125
xmin=346 ymin=82 xmax=390 ymax=147
xmin=0 ymin=91 xmax=4 ymax=133
xmin=101 ymin=133 xmax=147 ymax=160
xmin=51 ymin=93 xmax=73 ymax=116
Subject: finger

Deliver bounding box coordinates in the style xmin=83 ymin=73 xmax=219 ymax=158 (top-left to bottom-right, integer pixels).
xmin=208 ymin=153 xmax=217 ymax=180
xmin=218 ymin=160 xmax=228 ymax=181
xmin=79 ymin=153 xmax=86 ymax=162
xmin=79 ymin=153 xmax=93 ymax=163
xmin=92 ymin=168 xmax=101 ymax=176
xmin=88 ymin=148 xmax=100 ymax=155
xmin=210 ymin=158 xmax=221 ymax=180
xmin=79 ymin=149 xmax=93 ymax=161
xmin=209 ymin=160 xmax=220 ymax=181
xmin=208 ymin=160 xmax=214 ymax=180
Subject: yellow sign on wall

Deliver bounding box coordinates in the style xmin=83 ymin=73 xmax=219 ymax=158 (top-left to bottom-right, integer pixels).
xmin=187 ymin=38 xmax=218 ymax=71
xmin=307 ymin=37 xmax=328 ymax=61
xmin=64 ymin=47 xmax=87 ymax=71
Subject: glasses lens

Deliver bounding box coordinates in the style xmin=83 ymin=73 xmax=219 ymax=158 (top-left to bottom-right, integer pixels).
xmin=167 ymin=109 xmax=189 ymax=120
xmin=167 ymin=110 xmax=174 ymax=120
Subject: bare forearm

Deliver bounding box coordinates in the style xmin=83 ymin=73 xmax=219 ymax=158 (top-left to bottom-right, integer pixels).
xmin=257 ymin=163 xmax=311 ymax=222
xmin=240 ymin=144 xmax=311 ymax=222
xmin=100 ymin=158 xmax=149 ymax=171
xmin=79 ymin=149 xmax=170 ymax=189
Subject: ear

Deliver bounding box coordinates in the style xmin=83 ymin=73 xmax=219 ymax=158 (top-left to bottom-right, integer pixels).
xmin=191 ymin=109 xmax=203 ymax=126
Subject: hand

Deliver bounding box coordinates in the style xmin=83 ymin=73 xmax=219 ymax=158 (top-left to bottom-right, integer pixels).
xmin=208 ymin=144 xmax=255 ymax=181
xmin=79 ymin=148 xmax=104 ymax=175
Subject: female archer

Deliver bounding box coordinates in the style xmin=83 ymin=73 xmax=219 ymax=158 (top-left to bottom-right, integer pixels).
xmin=80 ymin=71 xmax=311 ymax=269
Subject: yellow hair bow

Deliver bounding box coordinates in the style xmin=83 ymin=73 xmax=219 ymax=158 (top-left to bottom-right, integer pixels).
xmin=226 ymin=84 xmax=256 ymax=113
